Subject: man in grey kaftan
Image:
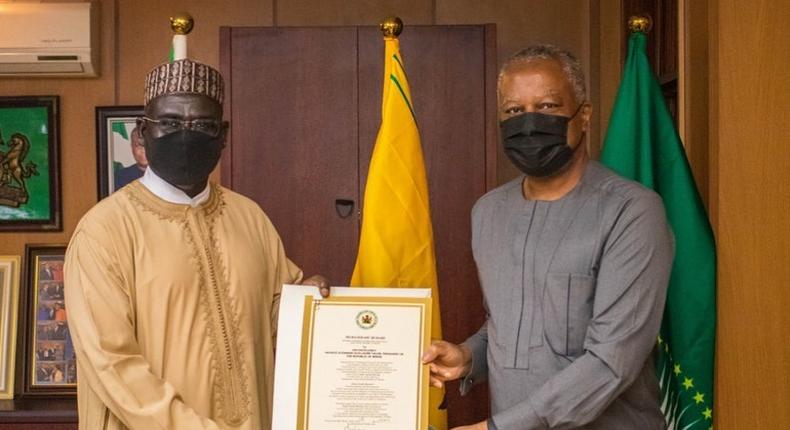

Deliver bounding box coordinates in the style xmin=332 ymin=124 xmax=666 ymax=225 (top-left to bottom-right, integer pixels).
xmin=422 ymin=44 xmax=674 ymax=430
xmin=462 ymin=161 xmax=673 ymax=429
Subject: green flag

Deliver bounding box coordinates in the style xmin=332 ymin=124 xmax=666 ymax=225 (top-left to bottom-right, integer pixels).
xmin=600 ymin=32 xmax=716 ymax=429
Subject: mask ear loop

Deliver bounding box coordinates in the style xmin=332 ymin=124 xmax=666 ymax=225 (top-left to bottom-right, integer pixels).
xmin=137 ymin=116 xmax=150 ymax=149
xmin=569 ymin=101 xmax=586 ymax=119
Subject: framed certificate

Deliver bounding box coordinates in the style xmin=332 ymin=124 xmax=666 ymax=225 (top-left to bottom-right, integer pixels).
xmin=273 ymin=286 xmax=432 ymax=430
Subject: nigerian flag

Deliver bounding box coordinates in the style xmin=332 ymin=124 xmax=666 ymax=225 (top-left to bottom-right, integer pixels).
xmin=111 ymin=121 xmax=129 ymax=140
xmin=600 ymin=31 xmax=716 ymax=429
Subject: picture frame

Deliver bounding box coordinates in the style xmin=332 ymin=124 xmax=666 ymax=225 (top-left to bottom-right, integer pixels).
xmin=19 ymin=244 xmax=75 ymax=395
xmin=0 ymin=96 xmax=61 ymax=231
xmin=95 ymin=105 xmax=145 ymax=199
xmin=0 ymin=256 xmax=21 ymax=399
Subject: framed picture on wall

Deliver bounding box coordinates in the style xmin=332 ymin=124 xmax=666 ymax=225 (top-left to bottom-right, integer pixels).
xmin=0 ymin=96 xmax=61 ymax=231
xmin=20 ymin=244 xmax=75 ymax=395
xmin=0 ymin=255 xmax=21 ymax=399
xmin=96 ymin=106 xmax=145 ymax=199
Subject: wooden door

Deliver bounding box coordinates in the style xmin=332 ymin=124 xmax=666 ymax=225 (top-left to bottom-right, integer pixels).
xmin=220 ymin=25 xmax=497 ymax=426
xmin=220 ymin=27 xmax=361 ymax=283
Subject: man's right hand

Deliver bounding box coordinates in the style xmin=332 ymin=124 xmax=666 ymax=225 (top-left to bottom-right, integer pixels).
xmin=422 ymin=340 xmax=473 ymax=389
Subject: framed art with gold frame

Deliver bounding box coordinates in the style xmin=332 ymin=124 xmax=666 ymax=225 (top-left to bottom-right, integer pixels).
xmin=0 ymin=255 xmax=21 ymax=399
xmin=19 ymin=244 xmax=75 ymax=395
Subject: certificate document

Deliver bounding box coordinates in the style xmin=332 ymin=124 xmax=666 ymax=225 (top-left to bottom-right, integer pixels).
xmin=272 ymin=286 xmax=431 ymax=430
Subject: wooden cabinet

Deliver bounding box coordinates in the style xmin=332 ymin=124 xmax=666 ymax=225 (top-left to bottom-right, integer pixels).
xmin=220 ymin=24 xmax=497 ymax=426
xmin=0 ymin=398 xmax=76 ymax=429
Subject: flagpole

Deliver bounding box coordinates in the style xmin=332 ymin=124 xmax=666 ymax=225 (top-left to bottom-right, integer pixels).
xmin=169 ymin=12 xmax=193 ymax=62
xmin=380 ymin=16 xmax=403 ymax=38
xmin=628 ymin=14 xmax=652 ymax=34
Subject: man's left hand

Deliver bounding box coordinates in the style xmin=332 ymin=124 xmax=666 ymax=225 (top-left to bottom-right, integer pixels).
xmin=451 ymin=422 xmax=487 ymax=430
xmin=301 ymin=275 xmax=330 ymax=298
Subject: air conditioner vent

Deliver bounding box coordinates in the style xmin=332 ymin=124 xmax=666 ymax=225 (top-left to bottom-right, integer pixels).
xmin=37 ymin=55 xmax=80 ymax=61
xmin=0 ymin=62 xmax=85 ymax=74
xmin=0 ymin=3 xmax=98 ymax=77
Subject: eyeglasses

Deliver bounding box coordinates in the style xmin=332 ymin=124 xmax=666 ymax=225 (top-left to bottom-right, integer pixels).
xmin=140 ymin=116 xmax=222 ymax=137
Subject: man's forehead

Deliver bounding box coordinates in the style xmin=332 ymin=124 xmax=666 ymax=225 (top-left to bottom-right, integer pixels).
xmin=501 ymin=60 xmax=573 ymax=97
xmin=146 ymin=94 xmax=221 ymax=116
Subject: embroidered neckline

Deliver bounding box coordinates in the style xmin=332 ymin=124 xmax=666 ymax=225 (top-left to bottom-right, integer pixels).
xmin=123 ymin=181 xmax=224 ymax=221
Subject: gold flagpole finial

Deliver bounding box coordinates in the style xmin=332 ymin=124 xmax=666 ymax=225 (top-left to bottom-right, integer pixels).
xmin=380 ymin=16 xmax=403 ymax=39
xmin=170 ymin=12 xmax=194 ymax=35
xmin=628 ymin=15 xmax=652 ymax=33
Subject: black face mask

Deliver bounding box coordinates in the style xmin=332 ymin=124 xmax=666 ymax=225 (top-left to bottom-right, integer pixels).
xmin=145 ymin=129 xmax=224 ymax=187
xmin=500 ymin=104 xmax=584 ymax=177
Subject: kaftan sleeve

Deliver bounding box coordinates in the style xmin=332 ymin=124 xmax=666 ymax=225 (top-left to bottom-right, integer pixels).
xmin=460 ymin=323 xmax=490 ymax=395
xmin=460 ymin=194 xmax=493 ymax=394
xmin=261 ymin=215 xmax=303 ymax=343
xmin=489 ymin=192 xmax=675 ymax=430
xmin=64 ymin=228 xmax=220 ymax=430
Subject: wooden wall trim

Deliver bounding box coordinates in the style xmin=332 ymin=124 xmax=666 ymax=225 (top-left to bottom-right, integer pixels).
xmin=596 ymin=0 xmax=623 ymax=156
xmin=484 ymin=24 xmax=498 ymax=191
xmin=712 ymin=0 xmax=790 ymax=427
xmin=220 ymin=26 xmax=234 ymax=188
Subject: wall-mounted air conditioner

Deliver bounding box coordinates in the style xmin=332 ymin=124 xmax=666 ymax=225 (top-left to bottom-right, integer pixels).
xmin=0 ymin=2 xmax=99 ymax=77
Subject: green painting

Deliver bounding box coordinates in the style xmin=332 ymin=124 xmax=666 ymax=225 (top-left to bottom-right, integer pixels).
xmin=0 ymin=97 xmax=60 ymax=230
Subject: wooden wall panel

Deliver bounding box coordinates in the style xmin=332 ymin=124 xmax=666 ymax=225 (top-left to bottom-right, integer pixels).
xmin=713 ymin=0 xmax=790 ymax=428
xmin=595 ymin=0 xmax=623 ymax=159
xmin=435 ymin=0 xmax=589 ymax=184
xmin=0 ymin=0 xmax=115 ymax=280
xmin=680 ymin=0 xmax=711 ymax=213
xmin=275 ymin=0 xmax=432 ymax=26
xmin=435 ymin=0 xmax=586 ymax=84
xmin=0 ymin=424 xmax=73 ymax=430
xmin=116 ymin=0 xmax=272 ymax=105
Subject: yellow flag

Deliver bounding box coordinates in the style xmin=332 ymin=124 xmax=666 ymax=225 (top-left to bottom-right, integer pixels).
xmin=351 ymin=37 xmax=447 ymax=430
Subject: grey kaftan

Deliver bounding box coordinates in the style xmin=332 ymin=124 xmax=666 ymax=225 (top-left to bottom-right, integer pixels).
xmin=463 ymin=161 xmax=674 ymax=430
